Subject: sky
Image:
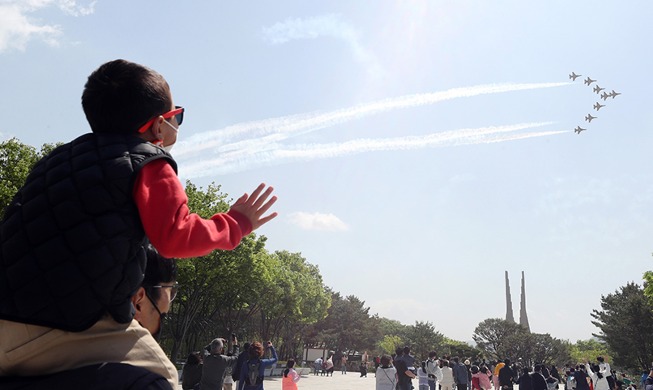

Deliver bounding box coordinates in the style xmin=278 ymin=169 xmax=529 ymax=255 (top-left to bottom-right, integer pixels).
xmin=2 ymin=0 xmax=653 ymax=344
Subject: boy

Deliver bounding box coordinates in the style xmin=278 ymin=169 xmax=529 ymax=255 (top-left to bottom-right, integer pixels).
xmin=0 ymin=59 xmax=277 ymax=389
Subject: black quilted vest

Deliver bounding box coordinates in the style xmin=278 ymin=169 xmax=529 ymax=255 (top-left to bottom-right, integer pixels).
xmin=0 ymin=133 xmax=177 ymax=331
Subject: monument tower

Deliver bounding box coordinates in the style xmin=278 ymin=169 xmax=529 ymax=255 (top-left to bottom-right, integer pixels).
xmin=505 ymin=271 xmax=515 ymax=323
xmin=519 ymin=271 xmax=530 ymax=331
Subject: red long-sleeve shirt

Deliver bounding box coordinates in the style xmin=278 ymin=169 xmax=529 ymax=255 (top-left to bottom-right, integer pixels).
xmin=133 ymin=159 xmax=252 ymax=258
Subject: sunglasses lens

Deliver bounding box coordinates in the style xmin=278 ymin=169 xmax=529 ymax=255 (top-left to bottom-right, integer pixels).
xmin=175 ymin=106 xmax=184 ymax=126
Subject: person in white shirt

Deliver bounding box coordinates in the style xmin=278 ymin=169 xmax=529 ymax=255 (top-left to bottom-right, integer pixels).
xmin=426 ymin=352 xmax=443 ymax=390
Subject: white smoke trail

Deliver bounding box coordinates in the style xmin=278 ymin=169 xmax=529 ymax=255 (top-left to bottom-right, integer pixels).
xmin=178 ymin=122 xmax=568 ymax=178
xmin=173 ymin=82 xmax=570 ymax=158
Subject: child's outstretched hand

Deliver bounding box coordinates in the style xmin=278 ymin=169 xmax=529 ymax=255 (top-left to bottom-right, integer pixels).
xmin=230 ymin=183 xmax=278 ymax=231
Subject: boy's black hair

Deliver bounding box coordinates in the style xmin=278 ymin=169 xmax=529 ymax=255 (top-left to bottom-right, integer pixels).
xmin=82 ymin=59 xmax=171 ymax=134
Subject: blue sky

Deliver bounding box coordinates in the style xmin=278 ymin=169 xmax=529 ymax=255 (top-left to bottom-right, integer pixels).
xmin=2 ymin=0 xmax=652 ymax=343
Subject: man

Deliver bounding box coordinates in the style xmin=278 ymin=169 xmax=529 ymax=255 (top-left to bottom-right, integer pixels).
xmin=200 ymin=337 xmax=239 ymax=390
xmin=0 ymin=246 xmax=177 ymax=389
xmin=131 ymin=245 xmax=178 ymax=338
xmin=395 ymin=347 xmax=417 ymax=390
xmin=499 ymin=359 xmax=516 ymax=390
xmin=452 ymin=357 xmax=469 ymax=390
xmin=232 ymin=341 xmax=251 ymax=389
xmin=598 ymin=357 xmax=615 ymax=390
xmin=426 ymin=351 xmax=443 ymax=390
xmin=532 ymin=365 xmax=548 ymax=390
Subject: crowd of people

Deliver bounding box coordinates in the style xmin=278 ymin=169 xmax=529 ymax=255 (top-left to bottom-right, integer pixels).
xmin=372 ymin=350 xmax=653 ymax=390
xmin=181 ymin=338 xmax=279 ymax=390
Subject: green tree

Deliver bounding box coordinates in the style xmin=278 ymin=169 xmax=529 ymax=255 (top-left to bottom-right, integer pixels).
xmin=473 ymin=318 xmax=526 ymax=360
xmin=308 ymin=292 xmax=379 ymax=354
xmin=591 ymin=282 xmax=653 ymax=371
xmin=569 ymin=339 xmax=610 ymax=365
xmin=0 ymin=138 xmax=59 ymax=218
xmin=406 ymin=321 xmax=445 ymax=360
xmin=441 ymin=338 xmax=481 ymax=361
xmin=378 ymin=335 xmax=403 ymax=355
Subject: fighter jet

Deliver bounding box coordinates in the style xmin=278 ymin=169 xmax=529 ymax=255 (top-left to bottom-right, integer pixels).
xmin=584 ymin=77 xmax=597 ymax=86
xmin=607 ymin=90 xmax=621 ymax=99
xmin=569 ymin=72 xmax=581 ymax=81
xmin=600 ymin=92 xmax=609 ymax=101
xmin=585 ymin=114 xmax=597 ymax=123
xmin=574 ymin=126 xmax=586 ymax=134
xmin=593 ymin=102 xmax=605 ymax=111
xmin=593 ymin=85 xmax=605 ymax=94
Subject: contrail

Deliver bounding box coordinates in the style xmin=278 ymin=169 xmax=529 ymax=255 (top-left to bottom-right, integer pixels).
xmin=178 ymin=122 xmax=567 ymax=178
xmin=173 ymin=82 xmax=570 ymax=158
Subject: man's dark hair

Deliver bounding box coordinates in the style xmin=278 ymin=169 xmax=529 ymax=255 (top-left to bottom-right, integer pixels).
xmin=504 ymin=358 xmax=511 ymax=366
xmin=395 ymin=347 xmax=404 ymax=356
xmin=429 ymin=351 xmax=437 ymax=358
xmin=453 ymin=356 xmax=459 ymax=363
xmin=597 ymin=356 xmax=605 ymax=362
xmin=82 ymin=59 xmax=172 ymax=134
xmin=403 ymin=346 xmax=411 ymax=355
xmin=143 ymin=245 xmax=177 ymax=300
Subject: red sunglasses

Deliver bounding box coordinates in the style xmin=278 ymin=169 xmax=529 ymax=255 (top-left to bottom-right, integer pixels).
xmin=138 ymin=106 xmax=185 ymax=133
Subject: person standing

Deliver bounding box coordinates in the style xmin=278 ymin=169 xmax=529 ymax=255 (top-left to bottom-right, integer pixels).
xmin=376 ymin=355 xmax=397 ymax=390
xmin=341 ymin=354 xmax=348 ymax=374
xmin=499 ymin=359 xmax=516 ymax=390
xmin=282 ymin=359 xmax=300 ymax=390
xmin=598 ymin=357 xmax=615 ymax=390
xmin=313 ymin=357 xmax=323 ymax=376
xmin=440 ymin=359 xmax=456 ymax=390
xmin=182 ymin=352 xmax=203 ymax=390
xmin=395 ymin=349 xmax=417 ymax=390
xmin=200 ymin=337 xmax=239 ymax=390
xmin=238 ymin=341 xmax=278 ymax=390
xmin=532 ymin=365 xmax=548 ymax=390
xmin=426 ymin=352 xmax=443 ymax=390
xmin=419 ymin=361 xmax=431 ymax=390
xmin=453 ymin=357 xmax=470 ymax=390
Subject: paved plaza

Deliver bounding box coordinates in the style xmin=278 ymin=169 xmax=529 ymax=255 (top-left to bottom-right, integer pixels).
xmin=239 ymin=371 xmax=379 ymax=390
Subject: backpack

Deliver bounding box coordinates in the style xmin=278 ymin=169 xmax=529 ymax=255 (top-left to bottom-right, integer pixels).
xmin=246 ymin=360 xmax=263 ymax=387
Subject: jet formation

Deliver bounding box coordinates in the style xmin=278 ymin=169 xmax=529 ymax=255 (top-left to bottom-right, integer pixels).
xmin=568 ymin=72 xmax=621 ymax=134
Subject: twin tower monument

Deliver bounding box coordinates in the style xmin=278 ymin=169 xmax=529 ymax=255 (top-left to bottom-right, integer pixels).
xmin=505 ymin=271 xmax=530 ymax=332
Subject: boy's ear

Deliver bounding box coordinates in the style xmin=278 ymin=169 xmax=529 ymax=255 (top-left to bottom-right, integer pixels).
xmin=150 ymin=116 xmax=165 ymax=141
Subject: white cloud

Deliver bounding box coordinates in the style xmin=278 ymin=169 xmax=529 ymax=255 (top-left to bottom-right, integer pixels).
xmin=288 ymin=211 xmax=349 ymax=232
xmin=262 ymin=14 xmax=384 ymax=78
xmin=0 ymin=0 xmax=96 ymax=53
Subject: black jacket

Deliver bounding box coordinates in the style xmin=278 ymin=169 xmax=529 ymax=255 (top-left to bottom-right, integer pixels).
xmin=0 ymin=133 xmax=176 ymax=331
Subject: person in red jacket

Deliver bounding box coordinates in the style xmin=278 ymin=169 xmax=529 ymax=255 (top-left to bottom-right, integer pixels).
xmin=0 ymin=59 xmax=277 ymax=390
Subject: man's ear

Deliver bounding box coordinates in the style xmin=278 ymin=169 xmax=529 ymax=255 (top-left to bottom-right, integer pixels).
xmin=132 ymin=287 xmax=147 ymax=313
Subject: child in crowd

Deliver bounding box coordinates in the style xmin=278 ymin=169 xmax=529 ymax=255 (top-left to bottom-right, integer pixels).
xmin=282 ymin=359 xmax=301 ymax=390
xmin=418 ymin=361 xmax=430 ymax=390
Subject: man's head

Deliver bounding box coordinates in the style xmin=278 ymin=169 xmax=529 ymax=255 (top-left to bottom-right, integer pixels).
xmin=210 ymin=338 xmax=225 ymax=354
xmin=504 ymin=358 xmax=511 ymax=366
xmin=131 ymin=245 xmax=178 ymax=338
xmin=403 ymin=346 xmax=411 ymax=356
xmin=429 ymin=351 xmax=437 ymax=359
xmin=534 ymin=364 xmax=542 ymax=373
xmin=597 ymin=356 xmax=605 ymax=363
xmin=395 ymin=347 xmax=404 ymax=357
